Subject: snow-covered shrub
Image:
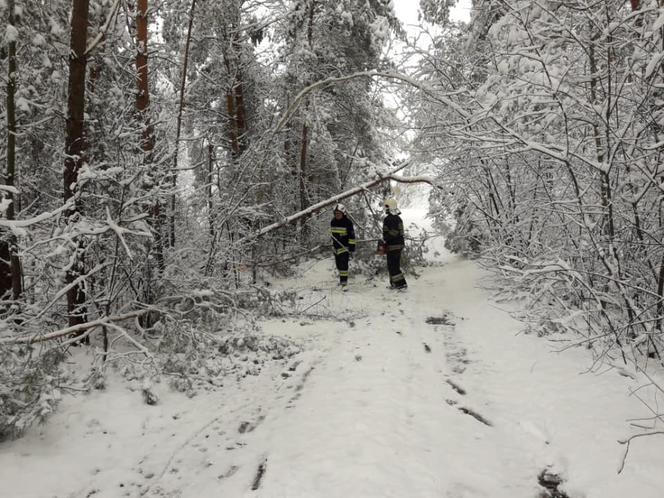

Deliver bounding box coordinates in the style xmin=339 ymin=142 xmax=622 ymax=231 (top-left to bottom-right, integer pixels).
xmin=0 ymin=346 xmax=64 ymax=440
xmin=403 ymin=226 xmax=429 ymax=269
xmin=444 ymin=203 xmax=483 ymax=258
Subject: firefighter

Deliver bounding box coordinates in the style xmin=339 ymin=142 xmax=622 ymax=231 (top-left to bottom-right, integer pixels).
xmin=330 ymin=203 xmax=356 ymax=286
xmin=382 ymin=198 xmax=407 ymax=290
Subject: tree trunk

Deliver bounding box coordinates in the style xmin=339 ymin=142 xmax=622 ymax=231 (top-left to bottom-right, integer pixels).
xmin=299 ymin=121 xmax=309 ymax=213
xmin=224 ymin=30 xmax=248 ymax=158
xmin=232 ymin=69 xmax=247 ymax=153
xmin=294 ymin=0 xmax=316 ymax=238
xmin=588 ymin=32 xmax=615 ymax=241
xmin=171 ymin=0 xmax=197 ymax=248
xmin=208 ymin=142 xmax=215 ymax=240
xmin=226 ymin=91 xmax=239 ymax=155
xmin=657 ymin=252 xmax=664 ymax=333
xmin=135 ymin=0 xmax=163 ymax=271
xmin=1 ymin=0 xmax=22 ymax=303
xmin=136 ymin=0 xmax=162 ymax=329
xmin=63 ymin=0 xmax=91 ymax=329
xmin=0 ymin=237 xmax=10 ymax=301
xmin=136 ymin=0 xmax=155 ymax=155
xmin=244 ymin=161 xmax=411 ymax=242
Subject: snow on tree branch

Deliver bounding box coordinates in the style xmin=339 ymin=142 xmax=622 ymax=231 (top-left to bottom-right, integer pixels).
xmin=0 ymin=309 xmax=149 ymax=344
xmin=274 ymin=70 xmax=470 ymax=134
xmin=84 ymin=0 xmax=122 ymax=56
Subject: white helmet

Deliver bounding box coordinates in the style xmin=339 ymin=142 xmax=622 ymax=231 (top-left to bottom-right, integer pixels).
xmin=333 ymin=203 xmax=347 ymax=214
xmin=384 ymin=198 xmax=397 ymax=211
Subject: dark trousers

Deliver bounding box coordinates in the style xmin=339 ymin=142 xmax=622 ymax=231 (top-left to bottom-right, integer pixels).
xmin=387 ymin=250 xmax=407 ymax=288
xmin=334 ymin=252 xmax=349 ymax=283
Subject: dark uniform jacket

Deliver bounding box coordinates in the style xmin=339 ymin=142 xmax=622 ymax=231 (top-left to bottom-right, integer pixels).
xmin=383 ymin=213 xmax=404 ymax=252
xmin=330 ymin=216 xmax=356 ymax=255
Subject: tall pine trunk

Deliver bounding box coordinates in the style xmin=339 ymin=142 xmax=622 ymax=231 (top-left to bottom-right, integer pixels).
xmin=294 ymin=1 xmax=316 ymax=240
xmin=135 ymin=0 xmax=164 ymax=271
xmin=63 ymin=0 xmax=91 ymax=328
xmin=1 ymin=0 xmax=22 ymax=303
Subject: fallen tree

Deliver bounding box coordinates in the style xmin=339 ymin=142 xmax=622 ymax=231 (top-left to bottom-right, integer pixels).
xmin=240 ymin=161 xmax=443 ymax=243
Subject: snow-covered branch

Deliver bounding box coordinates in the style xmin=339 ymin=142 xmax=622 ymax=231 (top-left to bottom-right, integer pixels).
xmin=389 ymin=175 xmax=444 ymax=189
xmin=1 ymin=309 xmax=150 ymax=344
xmin=275 ymin=70 xmax=469 ymax=134
xmin=84 ymin=0 xmax=122 ymax=56
xmin=0 ymin=200 xmax=74 ymax=231
xmin=238 ymin=161 xmax=411 ymax=243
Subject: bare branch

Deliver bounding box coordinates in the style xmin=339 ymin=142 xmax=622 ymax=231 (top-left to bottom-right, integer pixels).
xmin=618 ymin=431 xmax=664 ymax=474
xmin=1 ymin=309 xmax=149 ymax=344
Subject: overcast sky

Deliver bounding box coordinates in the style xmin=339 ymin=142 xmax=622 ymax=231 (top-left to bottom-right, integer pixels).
xmin=393 ymin=0 xmax=471 ymax=26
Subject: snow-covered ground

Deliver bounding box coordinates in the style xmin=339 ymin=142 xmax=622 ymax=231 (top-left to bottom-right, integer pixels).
xmin=1 ymin=206 xmax=663 ymax=498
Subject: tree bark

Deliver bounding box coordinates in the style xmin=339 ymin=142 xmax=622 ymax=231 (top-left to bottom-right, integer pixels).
xmin=135 ymin=0 xmax=164 ymax=271
xmin=294 ymin=1 xmax=316 ymax=237
xmin=1 ymin=0 xmax=22 ymax=302
xmin=299 ymin=121 xmax=309 ymax=212
xmin=171 ymin=0 xmax=197 ymax=247
xmin=136 ymin=0 xmax=155 ymax=155
xmin=224 ymin=30 xmax=248 ymax=158
xmin=207 ymin=142 xmax=215 ymax=239
xmin=63 ymin=0 xmax=91 ymax=329
xmin=226 ymin=91 xmax=239 ymax=155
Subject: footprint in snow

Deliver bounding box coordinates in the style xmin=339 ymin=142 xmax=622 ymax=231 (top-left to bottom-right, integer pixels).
xmin=218 ymin=465 xmax=240 ymax=480
xmin=457 ymin=406 xmax=492 ymax=427
xmin=251 ymin=458 xmax=268 ymax=490
xmin=446 ymin=378 xmax=466 ymax=395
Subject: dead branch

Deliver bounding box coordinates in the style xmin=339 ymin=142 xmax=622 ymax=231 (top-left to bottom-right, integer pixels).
xmin=235 ymin=160 xmax=411 ymax=244
xmin=0 ymin=309 xmax=150 ymax=344
xmin=618 ymin=431 xmax=664 ymax=473
xmin=389 ymin=174 xmax=444 ymax=189
xmin=231 ymin=165 xmax=444 ymax=246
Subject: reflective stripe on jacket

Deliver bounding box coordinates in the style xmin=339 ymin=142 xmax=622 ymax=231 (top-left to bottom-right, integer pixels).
xmin=330 ymin=216 xmax=356 ymax=253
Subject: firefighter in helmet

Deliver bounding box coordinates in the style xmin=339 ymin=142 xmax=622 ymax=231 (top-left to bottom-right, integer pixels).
xmin=382 ymin=198 xmax=407 ymax=289
xmin=330 ymin=203 xmax=356 ymax=286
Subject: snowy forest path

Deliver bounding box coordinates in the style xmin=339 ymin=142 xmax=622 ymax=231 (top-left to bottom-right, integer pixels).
xmin=222 ymin=248 xmax=664 ymax=498
xmin=201 ymin=252 xmax=556 ymax=498
xmin=3 ymin=224 xmax=664 ymax=498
